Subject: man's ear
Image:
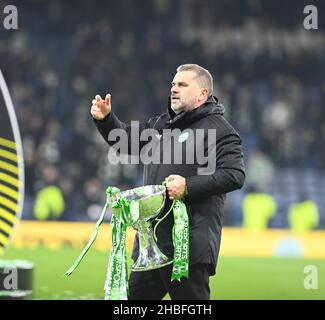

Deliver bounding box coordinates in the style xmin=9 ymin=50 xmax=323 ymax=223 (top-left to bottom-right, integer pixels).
xmin=199 ymin=88 xmax=209 ymax=101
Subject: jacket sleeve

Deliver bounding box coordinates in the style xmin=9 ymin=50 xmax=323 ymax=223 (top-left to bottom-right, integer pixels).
xmin=185 ymin=133 xmax=245 ymax=199
xmin=93 ymin=112 xmax=159 ymax=156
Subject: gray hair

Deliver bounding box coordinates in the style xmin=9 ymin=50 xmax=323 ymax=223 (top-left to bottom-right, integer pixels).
xmin=176 ymin=64 xmax=213 ymax=96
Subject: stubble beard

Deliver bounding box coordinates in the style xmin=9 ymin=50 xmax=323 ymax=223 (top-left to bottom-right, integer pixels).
xmin=171 ymin=100 xmax=189 ymax=114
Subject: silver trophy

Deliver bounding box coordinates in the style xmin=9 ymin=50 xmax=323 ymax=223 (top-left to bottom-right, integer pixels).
xmin=108 ymin=185 xmax=173 ymax=271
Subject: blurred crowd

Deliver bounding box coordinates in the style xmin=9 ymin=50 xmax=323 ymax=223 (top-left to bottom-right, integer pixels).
xmin=0 ymin=0 xmax=324 ymax=225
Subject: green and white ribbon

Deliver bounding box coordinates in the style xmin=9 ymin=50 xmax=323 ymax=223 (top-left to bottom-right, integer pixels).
xmin=64 ymin=187 xmax=120 ymax=277
xmin=65 ymin=182 xmax=190 ymax=300
xmin=162 ymin=178 xmax=190 ymax=282
xmin=104 ymin=196 xmax=135 ymax=300
xmin=64 ymin=185 xmax=136 ymax=300
xmin=64 ymin=199 xmax=109 ymax=277
xmin=105 ymin=214 xmax=128 ymax=300
xmin=171 ymin=200 xmax=189 ymax=281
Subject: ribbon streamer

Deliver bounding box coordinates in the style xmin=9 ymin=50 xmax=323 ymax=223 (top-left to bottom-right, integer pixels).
xmin=171 ymin=200 xmax=189 ymax=281
xmin=104 ymin=197 xmax=134 ymax=300
xmin=65 ymin=182 xmax=190 ymax=300
xmin=162 ymin=178 xmax=190 ymax=281
xmin=64 ymin=201 xmax=109 ymax=277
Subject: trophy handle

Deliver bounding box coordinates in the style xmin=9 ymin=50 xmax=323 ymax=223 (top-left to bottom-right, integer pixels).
xmin=153 ymin=200 xmax=175 ymax=242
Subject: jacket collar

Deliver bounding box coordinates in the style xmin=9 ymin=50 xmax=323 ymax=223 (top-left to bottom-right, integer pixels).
xmin=166 ymin=95 xmax=225 ymax=127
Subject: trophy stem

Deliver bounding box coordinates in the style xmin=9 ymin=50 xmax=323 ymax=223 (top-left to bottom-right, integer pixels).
xmin=131 ymin=221 xmax=173 ymax=272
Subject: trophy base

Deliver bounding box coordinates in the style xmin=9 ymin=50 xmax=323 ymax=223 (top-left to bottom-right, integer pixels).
xmin=131 ymin=229 xmax=174 ymax=272
xmin=131 ymin=259 xmax=173 ymax=272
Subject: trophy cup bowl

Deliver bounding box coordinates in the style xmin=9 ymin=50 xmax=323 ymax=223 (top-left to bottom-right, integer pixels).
xmin=119 ymin=185 xmax=173 ymax=271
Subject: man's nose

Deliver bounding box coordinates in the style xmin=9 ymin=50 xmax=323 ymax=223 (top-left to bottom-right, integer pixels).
xmin=171 ymin=85 xmax=179 ymax=94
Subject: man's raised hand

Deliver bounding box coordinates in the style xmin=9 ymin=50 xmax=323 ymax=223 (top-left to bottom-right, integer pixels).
xmin=90 ymin=94 xmax=111 ymax=120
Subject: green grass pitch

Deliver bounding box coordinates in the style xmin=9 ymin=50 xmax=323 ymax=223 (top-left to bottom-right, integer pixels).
xmin=2 ymin=247 xmax=325 ymax=300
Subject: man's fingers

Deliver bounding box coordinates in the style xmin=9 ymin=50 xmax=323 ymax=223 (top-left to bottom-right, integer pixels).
xmin=90 ymin=93 xmax=111 ymax=120
xmin=105 ymin=94 xmax=111 ymax=106
xmin=166 ymin=182 xmax=174 ymax=190
xmin=167 ymin=175 xmax=179 ymax=181
xmin=167 ymin=187 xmax=177 ymax=198
xmin=91 ymin=104 xmax=98 ymax=111
xmin=91 ymin=106 xmax=99 ymax=113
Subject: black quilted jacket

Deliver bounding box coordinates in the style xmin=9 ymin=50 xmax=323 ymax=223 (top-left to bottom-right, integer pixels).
xmin=93 ymin=95 xmax=245 ymax=275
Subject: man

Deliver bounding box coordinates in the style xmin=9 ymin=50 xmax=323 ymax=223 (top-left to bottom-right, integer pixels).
xmin=91 ymin=64 xmax=245 ymax=300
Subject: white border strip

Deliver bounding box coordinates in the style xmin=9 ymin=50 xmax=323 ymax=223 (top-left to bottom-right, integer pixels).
xmin=0 ymin=69 xmax=25 ymax=247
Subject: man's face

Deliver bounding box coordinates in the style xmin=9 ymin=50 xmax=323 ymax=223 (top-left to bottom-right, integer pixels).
xmin=170 ymin=71 xmax=205 ymax=113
